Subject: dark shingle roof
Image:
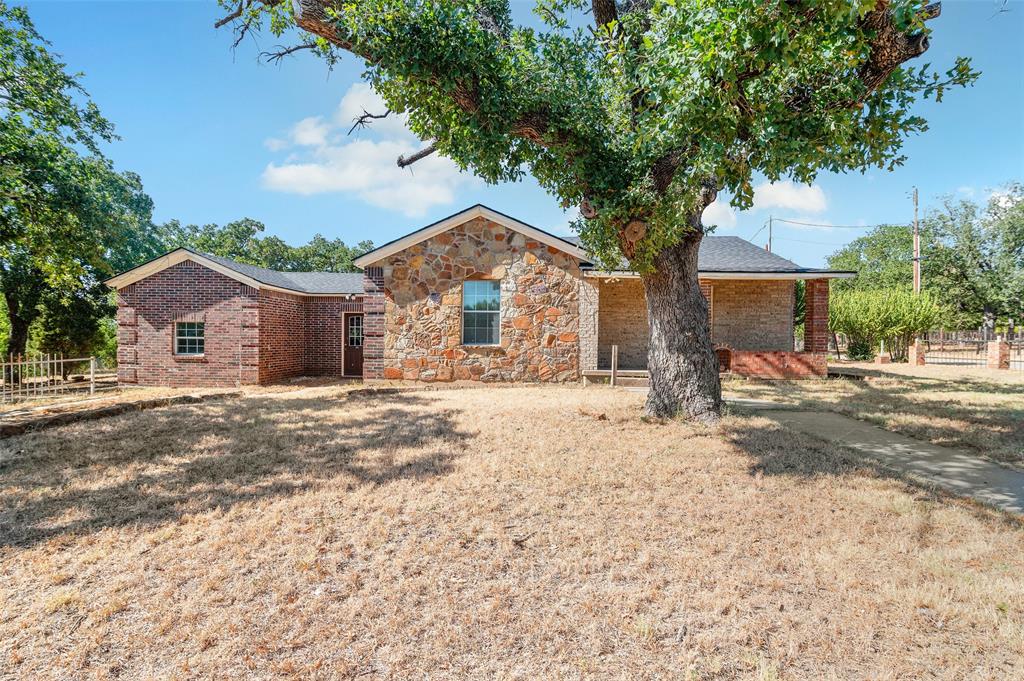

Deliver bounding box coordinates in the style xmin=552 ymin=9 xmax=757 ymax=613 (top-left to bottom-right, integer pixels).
xmin=191 ymin=250 xmax=364 ymax=294
xmin=562 ymin=235 xmax=838 ymax=274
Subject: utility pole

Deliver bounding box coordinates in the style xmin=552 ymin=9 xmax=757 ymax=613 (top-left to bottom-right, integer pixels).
xmin=912 ymin=187 xmax=921 ymax=294
xmin=767 ymin=216 xmax=773 ymax=253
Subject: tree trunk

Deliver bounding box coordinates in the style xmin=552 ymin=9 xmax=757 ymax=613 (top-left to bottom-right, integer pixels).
xmin=7 ymin=316 xmax=29 ymax=358
xmin=641 ymin=230 xmax=722 ymax=422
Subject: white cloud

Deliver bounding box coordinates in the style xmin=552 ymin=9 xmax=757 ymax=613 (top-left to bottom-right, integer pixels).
xmin=260 ymin=83 xmax=477 ymax=217
xmin=290 ymin=116 xmax=331 ymax=146
xmin=702 ymin=199 xmax=737 ymax=229
xmin=752 ymin=181 xmax=827 ymax=214
xmin=957 ymin=185 xmax=977 ymax=198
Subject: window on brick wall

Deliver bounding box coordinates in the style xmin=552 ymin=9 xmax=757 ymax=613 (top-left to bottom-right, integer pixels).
xmin=175 ymin=321 xmax=205 ymax=355
xmin=462 ymin=280 xmax=500 ymax=345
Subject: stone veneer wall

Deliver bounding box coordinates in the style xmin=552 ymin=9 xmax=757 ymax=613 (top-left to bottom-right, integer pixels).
xmin=375 ymin=217 xmax=583 ymax=382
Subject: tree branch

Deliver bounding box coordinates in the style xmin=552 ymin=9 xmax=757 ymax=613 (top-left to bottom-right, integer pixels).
xmin=397 ymin=144 xmax=437 ymax=168
xmin=591 ymin=0 xmax=618 ymax=29
xmin=259 ymin=42 xmax=318 ymax=65
xmin=347 ymin=108 xmax=391 ymax=135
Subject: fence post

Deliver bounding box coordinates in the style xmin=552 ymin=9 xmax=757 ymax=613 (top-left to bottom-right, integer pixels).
xmin=987 ymin=340 xmax=1010 ymax=370
xmin=90 ymin=357 xmax=96 ymax=395
xmin=610 ymin=344 xmax=619 ymax=387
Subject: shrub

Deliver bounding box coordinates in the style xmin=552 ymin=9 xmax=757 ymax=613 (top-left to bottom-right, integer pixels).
xmin=830 ymin=290 xmax=946 ymax=361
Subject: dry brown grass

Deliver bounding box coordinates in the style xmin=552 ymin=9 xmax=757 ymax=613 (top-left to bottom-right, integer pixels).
xmin=724 ymin=363 xmax=1024 ymax=467
xmin=1 ymin=384 xmax=1022 ymax=679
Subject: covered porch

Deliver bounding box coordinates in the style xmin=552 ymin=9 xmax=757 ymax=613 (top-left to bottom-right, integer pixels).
xmin=579 ymin=273 xmax=835 ymax=381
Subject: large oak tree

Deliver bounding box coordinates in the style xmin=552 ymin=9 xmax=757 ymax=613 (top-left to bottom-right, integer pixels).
xmin=218 ymin=0 xmax=975 ymax=421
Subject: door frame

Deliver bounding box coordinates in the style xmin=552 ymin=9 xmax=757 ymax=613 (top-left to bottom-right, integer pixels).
xmin=342 ymin=312 xmax=364 ymax=378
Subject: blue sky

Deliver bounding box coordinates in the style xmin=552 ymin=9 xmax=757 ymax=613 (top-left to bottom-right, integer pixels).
xmin=24 ymin=0 xmax=1024 ymax=267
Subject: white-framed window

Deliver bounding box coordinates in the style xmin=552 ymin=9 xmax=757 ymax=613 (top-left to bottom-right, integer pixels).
xmin=347 ymin=315 xmax=363 ymax=347
xmin=462 ymin=280 xmax=500 ymax=346
xmin=175 ymin=321 xmax=205 ymax=355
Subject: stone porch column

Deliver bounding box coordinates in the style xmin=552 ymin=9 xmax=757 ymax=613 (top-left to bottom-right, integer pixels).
xmin=987 ymin=340 xmax=1010 ymax=370
xmin=578 ymin=277 xmax=599 ymax=372
xmin=804 ymin=278 xmax=829 ymax=354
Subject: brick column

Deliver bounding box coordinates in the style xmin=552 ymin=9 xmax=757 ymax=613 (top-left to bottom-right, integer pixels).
xmin=115 ymin=291 xmax=139 ymax=384
xmin=908 ymin=338 xmax=926 ymax=366
xmin=578 ymin=277 xmax=599 ymax=372
xmin=362 ymin=267 xmax=386 ymax=379
xmin=804 ymin=278 xmax=829 ymax=354
xmin=987 ymin=340 xmax=1010 ymax=370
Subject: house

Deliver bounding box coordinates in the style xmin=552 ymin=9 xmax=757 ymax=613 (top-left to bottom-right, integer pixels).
xmin=106 ymin=204 xmax=854 ymax=387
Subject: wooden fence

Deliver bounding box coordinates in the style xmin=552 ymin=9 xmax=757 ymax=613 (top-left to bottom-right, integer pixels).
xmin=0 ymin=354 xmax=113 ymax=404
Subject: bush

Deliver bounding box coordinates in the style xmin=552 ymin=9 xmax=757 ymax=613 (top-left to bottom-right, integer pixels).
xmin=830 ymin=290 xmax=946 ymax=361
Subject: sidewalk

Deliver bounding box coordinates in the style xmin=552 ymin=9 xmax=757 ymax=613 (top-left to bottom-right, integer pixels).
xmin=731 ymin=398 xmax=1024 ymax=514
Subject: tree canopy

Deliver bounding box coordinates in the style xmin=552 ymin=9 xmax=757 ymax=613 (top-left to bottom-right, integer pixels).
xmin=159 ymin=218 xmax=373 ymax=272
xmin=828 ymin=183 xmax=1024 ymax=329
xmin=222 ymin=0 xmax=975 ymax=270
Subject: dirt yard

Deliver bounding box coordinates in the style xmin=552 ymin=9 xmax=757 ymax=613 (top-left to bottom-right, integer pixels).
xmin=1 ymin=384 xmax=1022 ymax=679
xmin=724 ymin=363 xmax=1024 ymax=467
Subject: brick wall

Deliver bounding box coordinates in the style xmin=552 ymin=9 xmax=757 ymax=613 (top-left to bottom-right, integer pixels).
xmin=258 ymin=290 xmax=306 ymax=383
xmin=116 ymin=261 xmax=259 ymax=388
xmin=804 ymin=279 xmax=829 ymax=354
xmin=594 ymin=278 xmax=795 ymax=368
xmin=362 ymin=267 xmax=386 ymax=379
xmin=304 ymin=297 xmax=349 ymax=376
xmin=710 ymin=280 xmax=795 ymax=351
xmin=729 ymin=351 xmax=827 ymax=378
xmin=598 ymin=278 xmax=648 ymax=369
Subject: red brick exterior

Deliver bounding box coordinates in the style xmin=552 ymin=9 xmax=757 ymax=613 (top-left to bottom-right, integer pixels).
xmin=258 ymin=290 xmax=306 ymax=383
xmin=116 ymin=260 xmax=360 ymax=388
xmin=804 ymin=278 xmax=830 ymax=354
xmin=116 ymin=261 xmax=260 ymax=388
xmin=362 ymin=267 xmax=386 ymax=380
xmin=729 ymin=351 xmax=827 ymax=378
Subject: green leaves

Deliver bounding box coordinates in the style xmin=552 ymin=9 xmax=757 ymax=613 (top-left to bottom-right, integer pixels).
xmin=218 ymin=0 xmax=976 ymax=273
xmin=830 ymin=288 xmax=947 ymax=360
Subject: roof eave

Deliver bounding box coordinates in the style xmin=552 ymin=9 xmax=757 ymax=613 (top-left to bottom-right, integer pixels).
xmin=105 ymin=248 xmax=363 ymax=296
xmin=353 ymin=204 xmax=588 ymax=268
xmin=583 ymin=269 xmax=857 ymax=280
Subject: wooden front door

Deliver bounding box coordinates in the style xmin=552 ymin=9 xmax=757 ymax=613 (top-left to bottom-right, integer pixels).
xmin=343 ymin=313 xmax=364 ymax=376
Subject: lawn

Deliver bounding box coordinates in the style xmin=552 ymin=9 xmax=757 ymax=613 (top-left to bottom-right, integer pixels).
xmin=724 ymin=363 xmax=1024 ymax=467
xmin=1 ymin=384 xmax=1022 ymax=678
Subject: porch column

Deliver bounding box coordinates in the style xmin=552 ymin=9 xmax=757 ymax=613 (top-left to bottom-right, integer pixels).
xmin=362 ymin=266 xmax=386 ymax=379
xmin=578 ymin=277 xmax=599 ymax=372
xmin=804 ymin=278 xmax=829 ymax=354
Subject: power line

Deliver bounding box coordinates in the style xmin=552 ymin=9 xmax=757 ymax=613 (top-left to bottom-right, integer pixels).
xmin=774 ymin=236 xmax=852 ymax=247
xmin=772 ymin=217 xmax=910 ymax=230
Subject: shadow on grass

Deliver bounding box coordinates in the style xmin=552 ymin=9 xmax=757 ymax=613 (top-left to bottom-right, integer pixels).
xmin=0 ymin=390 xmax=470 ymax=549
xmin=725 ymin=374 xmax=1024 ymax=465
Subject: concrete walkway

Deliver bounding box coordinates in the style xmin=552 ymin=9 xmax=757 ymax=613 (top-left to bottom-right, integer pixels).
xmin=729 ymin=398 xmax=1024 ymax=514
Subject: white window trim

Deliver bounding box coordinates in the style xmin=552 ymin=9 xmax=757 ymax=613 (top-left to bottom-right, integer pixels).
xmin=174 ymin=321 xmax=205 ymax=356
xmin=461 ymin=280 xmax=502 ymax=347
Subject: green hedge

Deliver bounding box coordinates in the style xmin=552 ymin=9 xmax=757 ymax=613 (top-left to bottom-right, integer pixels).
xmin=830 ymin=290 xmax=946 ymax=361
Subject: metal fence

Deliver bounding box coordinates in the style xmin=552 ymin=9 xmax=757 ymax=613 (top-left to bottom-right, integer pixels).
xmin=0 ymin=354 xmax=114 ymax=404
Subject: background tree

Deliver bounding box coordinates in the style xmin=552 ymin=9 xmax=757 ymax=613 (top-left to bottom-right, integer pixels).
xmin=218 ymin=0 xmax=975 ymax=420
xmin=827 ymin=224 xmax=920 ymax=293
xmin=159 ymin=218 xmax=373 ymax=272
xmin=924 ymin=184 xmax=1023 ymax=330
xmin=826 ymin=183 xmax=1023 ymax=330
xmin=0 ymin=3 xmax=156 ymax=357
